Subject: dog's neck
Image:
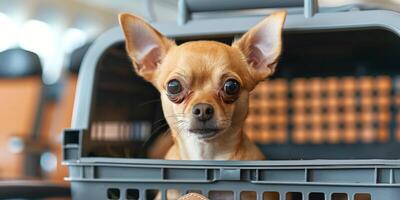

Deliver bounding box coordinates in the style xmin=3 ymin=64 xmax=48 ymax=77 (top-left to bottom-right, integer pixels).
xmin=173 ymin=129 xmax=242 ymax=160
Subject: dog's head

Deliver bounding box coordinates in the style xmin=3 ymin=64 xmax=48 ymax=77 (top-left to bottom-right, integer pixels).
xmin=119 ymin=12 xmax=286 ymax=141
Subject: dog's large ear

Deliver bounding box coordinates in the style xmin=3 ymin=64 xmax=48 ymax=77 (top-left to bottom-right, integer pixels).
xmin=119 ymin=13 xmax=175 ymax=82
xmin=233 ymin=11 xmax=287 ymax=81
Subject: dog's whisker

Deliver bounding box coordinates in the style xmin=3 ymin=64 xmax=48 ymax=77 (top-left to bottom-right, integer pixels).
xmin=151 ymin=118 xmax=167 ymax=126
xmin=135 ymin=99 xmax=161 ymax=108
xmin=171 ymin=119 xmax=189 ymax=132
xmin=164 ymin=113 xmax=185 ymax=117
xmin=165 ymin=116 xmax=183 ymax=120
xmin=151 ymin=123 xmax=170 ymax=135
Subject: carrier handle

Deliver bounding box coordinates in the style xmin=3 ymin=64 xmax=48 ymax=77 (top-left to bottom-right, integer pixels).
xmin=304 ymin=0 xmax=319 ymax=18
xmin=178 ymin=0 xmax=319 ymax=24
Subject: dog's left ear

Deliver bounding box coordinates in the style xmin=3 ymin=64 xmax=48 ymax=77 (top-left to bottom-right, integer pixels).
xmin=119 ymin=13 xmax=175 ymax=82
xmin=233 ymin=11 xmax=287 ymax=81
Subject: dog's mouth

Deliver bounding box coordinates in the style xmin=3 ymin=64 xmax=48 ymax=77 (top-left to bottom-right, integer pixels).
xmin=188 ymin=128 xmax=222 ymax=139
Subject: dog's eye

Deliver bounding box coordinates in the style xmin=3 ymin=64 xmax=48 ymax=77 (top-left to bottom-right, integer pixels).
xmin=223 ymin=79 xmax=240 ymax=96
xmin=167 ymin=79 xmax=182 ymax=95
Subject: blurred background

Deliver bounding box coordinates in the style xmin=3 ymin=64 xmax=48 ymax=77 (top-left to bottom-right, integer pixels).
xmin=0 ymin=0 xmax=400 ymax=189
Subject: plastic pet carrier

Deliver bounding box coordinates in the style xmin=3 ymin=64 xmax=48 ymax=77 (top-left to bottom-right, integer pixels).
xmin=63 ymin=0 xmax=400 ymax=199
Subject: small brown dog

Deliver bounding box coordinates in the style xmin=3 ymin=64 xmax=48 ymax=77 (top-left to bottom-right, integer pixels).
xmin=119 ymin=11 xmax=286 ymax=161
xmin=119 ymin=11 xmax=286 ymax=200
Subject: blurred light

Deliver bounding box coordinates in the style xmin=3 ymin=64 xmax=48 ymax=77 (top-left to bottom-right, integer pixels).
xmin=8 ymin=136 xmax=24 ymax=154
xmin=40 ymin=151 xmax=57 ymax=172
xmin=62 ymin=28 xmax=87 ymax=54
xmin=19 ymin=19 xmax=62 ymax=85
xmin=42 ymin=49 xmax=64 ymax=85
xmin=74 ymin=14 xmax=102 ymax=38
xmin=0 ymin=13 xmax=18 ymax=52
xmin=19 ymin=19 xmax=55 ymax=57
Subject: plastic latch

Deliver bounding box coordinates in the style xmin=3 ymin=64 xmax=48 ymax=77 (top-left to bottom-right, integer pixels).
xmin=219 ymin=168 xmax=241 ymax=181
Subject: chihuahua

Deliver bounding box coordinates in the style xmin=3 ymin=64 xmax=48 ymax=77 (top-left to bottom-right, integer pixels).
xmin=119 ymin=11 xmax=286 ymax=163
xmin=119 ymin=10 xmax=286 ymax=200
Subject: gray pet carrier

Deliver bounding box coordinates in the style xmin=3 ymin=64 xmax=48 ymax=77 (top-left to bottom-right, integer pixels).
xmin=63 ymin=0 xmax=400 ymax=199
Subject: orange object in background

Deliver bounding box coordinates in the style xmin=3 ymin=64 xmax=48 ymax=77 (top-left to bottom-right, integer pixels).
xmin=244 ymin=75 xmax=393 ymax=145
xmin=0 ymin=44 xmax=87 ymax=183
xmin=245 ymin=79 xmax=288 ymax=143
xmin=0 ymin=77 xmax=42 ymax=178
xmin=0 ymin=49 xmax=43 ymax=179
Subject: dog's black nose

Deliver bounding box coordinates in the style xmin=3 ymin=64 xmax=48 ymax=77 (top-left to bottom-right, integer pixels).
xmin=192 ymin=103 xmax=214 ymax=121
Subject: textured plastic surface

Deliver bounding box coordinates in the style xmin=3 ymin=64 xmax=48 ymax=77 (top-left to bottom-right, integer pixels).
xmin=63 ymin=130 xmax=400 ymax=199
xmin=65 ymin=1 xmax=400 ymax=200
xmin=67 ymin=159 xmax=400 ymax=199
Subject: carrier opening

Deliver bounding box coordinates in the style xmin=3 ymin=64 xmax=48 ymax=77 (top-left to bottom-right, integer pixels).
xmin=81 ymin=28 xmax=400 ymax=160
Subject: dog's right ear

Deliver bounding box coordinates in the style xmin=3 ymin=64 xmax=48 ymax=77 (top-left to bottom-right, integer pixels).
xmin=119 ymin=13 xmax=175 ymax=82
xmin=233 ymin=11 xmax=286 ymax=82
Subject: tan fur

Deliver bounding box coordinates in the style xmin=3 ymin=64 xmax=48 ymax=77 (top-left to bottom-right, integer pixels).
xmin=120 ymin=11 xmax=286 ymax=199
xmin=154 ymin=39 xmax=272 ymax=161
